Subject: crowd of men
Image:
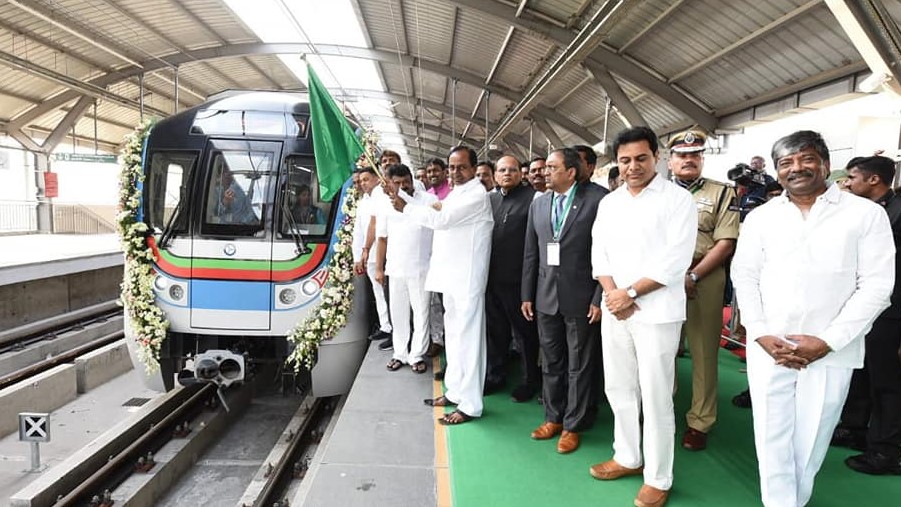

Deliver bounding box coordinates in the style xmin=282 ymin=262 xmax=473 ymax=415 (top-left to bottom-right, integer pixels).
xmin=347 ymin=126 xmax=900 ymax=507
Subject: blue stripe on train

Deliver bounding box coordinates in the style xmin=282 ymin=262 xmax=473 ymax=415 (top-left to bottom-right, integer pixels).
xmin=190 ymin=279 xmax=271 ymax=311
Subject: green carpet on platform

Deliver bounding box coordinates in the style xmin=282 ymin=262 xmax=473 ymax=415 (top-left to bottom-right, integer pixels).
xmin=443 ymin=349 xmax=901 ymax=506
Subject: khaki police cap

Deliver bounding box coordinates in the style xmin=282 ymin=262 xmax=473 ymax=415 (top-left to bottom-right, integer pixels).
xmin=668 ymin=129 xmax=707 ymax=153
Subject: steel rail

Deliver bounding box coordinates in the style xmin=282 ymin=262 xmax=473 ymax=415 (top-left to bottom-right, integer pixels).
xmin=0 ymin=300 xmax=120 ymax=348
xmin=0 ymin=330 xmax=124 ymax=391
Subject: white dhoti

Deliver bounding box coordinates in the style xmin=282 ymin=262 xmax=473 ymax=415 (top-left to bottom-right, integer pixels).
xmin=442 ymin=291 xmax=487 ymax=417
xmin=747 ymin=342 xmax=853 ymax=507
xmin=602 ymin=317 xmax=682 ymax=491
xmin=365 ymin=262 xmax=392 ymax=333
xmin=388 ymin=274 xmax=430 ymax=364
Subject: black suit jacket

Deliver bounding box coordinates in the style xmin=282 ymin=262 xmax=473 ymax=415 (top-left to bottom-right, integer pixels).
xmin=521 ymin=182 xmax=608 ymax=317
xmin=489 ymin=184 xmax=535 ymax=286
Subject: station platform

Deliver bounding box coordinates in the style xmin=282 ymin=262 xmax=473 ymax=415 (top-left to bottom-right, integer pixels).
xmin=302 ymin=343 xmax=901 ymax=507
xmin=0 ymin=233 xmax=122 ymax=286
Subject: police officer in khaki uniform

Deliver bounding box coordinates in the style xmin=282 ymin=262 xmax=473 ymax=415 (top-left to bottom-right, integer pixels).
xmin=668 ymin=129 xmax=739 ymax=451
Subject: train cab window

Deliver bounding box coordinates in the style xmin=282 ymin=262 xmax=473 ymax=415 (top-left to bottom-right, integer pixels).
xmin=191 ymin=110 xmax=287 ymax=137
xmin=145 ymin=151 xmax=196 ymax=234
xmin=279 ymin=156 xmax=332 ymax=238
xmin=202 ymin=150 xmax=274 ymax=236
xmin=288 ymin=114 xmax=309 ymax=138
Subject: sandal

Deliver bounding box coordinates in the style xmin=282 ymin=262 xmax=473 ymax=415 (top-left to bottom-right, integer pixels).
xmin=424 ymin=395 xmax=456 ymax=407
xmin=411 ymin=361 xmax=427 ymax=374
xmin=386 ymin=359 xmax=403 ymax=371
xmin=438 ymin=409 xmax=474 ymax=426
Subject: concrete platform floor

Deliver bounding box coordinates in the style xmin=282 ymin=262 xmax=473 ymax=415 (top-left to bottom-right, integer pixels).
xmin=298 ymin=343 xmax=438 ymax=507
xmin=0 ymin=369 xmax=161 ymax=505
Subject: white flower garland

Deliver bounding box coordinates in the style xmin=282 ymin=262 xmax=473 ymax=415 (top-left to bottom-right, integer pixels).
xmin=285 ymin=187 xmax=359 ymax=371
xmin=116 ymin=120 xmax=169 ymax=373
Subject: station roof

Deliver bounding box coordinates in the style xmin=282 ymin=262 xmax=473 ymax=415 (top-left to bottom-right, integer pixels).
xmin=0 ymin=0 xmax=898 ymax=166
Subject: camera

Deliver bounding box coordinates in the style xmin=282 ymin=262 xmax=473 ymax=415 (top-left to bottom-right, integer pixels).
xmin=726 ymin=163 xmax=768 ymax=187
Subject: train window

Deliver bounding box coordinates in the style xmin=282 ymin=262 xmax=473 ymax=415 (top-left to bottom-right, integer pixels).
xmin=278 ymin=156 xmax=332 ymax=238
xmin=191 ymin=109 xmax=287 ymax=137
xmin=202 ymin=150 xmax=274 ymax=236
xmin=288 ymin=114 xmax=309 ymax=138
xmin=145 ymin=151 xmax=196 ymax=234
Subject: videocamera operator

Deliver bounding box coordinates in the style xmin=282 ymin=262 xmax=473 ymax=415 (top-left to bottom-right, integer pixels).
xmin=727 ymin=155 xmax=776 ymax=221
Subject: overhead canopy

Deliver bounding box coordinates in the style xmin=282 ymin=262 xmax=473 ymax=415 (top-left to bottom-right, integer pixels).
xmin=0 ymin=0 xmax=898 ymax=166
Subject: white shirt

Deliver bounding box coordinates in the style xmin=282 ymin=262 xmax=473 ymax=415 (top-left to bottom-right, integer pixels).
xmin=731 ymin=183 xmax=895 ymax=368
xmin=352 ymin=186 xmax=389 ymax=264
xmin=404 ymin=177 xmax=494 ymax=298
xmin=376 ymin=189 xmax=437 ymax=278
xmin=591 ymin=175 xmax=698 ymax=324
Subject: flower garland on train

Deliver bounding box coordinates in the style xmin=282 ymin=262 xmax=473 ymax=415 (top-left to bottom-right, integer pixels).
xmin=286 ymin=130 xmax=380 ymax=371
xmin=116 ymin=120 xmax=169 ymax=373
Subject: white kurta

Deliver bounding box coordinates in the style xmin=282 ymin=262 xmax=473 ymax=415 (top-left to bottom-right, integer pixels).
xmin=404 ymin=178 xmax=494 ymax=417
xmin=591 ymin=175 xmax=697 ymax=491
xmin=731 ymin=184 xmax=894 ymax=507
xmin=354 ymin=188 xmax=391 ymax=333
xmin=377 ymin=190 xmax=437 ymax=364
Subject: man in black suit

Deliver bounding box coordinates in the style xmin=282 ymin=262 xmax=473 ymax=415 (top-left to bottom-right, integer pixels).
xmin=522 ymin=147 xmax=608 ymax=454
xmin=485 ymin=155 xmax=541 ymax=402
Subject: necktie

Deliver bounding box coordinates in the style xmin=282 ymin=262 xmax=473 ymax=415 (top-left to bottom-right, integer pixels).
xmin=555 ymin=193 xmax=566 ymax=223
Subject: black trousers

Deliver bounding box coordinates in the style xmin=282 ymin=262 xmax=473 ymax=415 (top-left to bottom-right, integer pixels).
xmin=485 ymin=282 xmax=540 ymax=388
xmin=536 ymin=311 xmax=601 ymax=432
xmin=839 ymin=316 xmax=901 ymax=457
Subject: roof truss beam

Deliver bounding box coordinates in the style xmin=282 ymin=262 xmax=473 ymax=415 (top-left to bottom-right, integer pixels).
xmin=584 ymin=63 xmax=647 ymax=127
xmin=618 ymin=0 xmax=688 ymax=53
xmin=444 ymin=0 xmax=716 ymax=131
xmin=825 ymin=0 xmax=901 ymax=95
xmin=669 ymin=0 xmax=822 ymax=83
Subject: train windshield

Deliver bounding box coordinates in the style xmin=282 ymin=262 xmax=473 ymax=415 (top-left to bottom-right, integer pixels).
xmin=202 ymin=149 xmax=274 ymax=236
xmin=145 ymin=151 xmax=196 ymax=235
xmin=278 ymin=155 xmax=332 ymax=238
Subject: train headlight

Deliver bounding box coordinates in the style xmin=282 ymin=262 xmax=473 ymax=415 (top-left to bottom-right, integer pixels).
xmin=153 ymin=276 xmax=168 ymax=291
xmin=279 ymin=288 xmax=297 ymax=305
xmin=169 ymin=284 xmax=185 ymax=301
xmin=301 ymin=280 xmax=319 ymax=296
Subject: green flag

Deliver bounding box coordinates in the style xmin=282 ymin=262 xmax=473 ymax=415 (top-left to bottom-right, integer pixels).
xmin=308 ymin=65 xmax=364 ymax=202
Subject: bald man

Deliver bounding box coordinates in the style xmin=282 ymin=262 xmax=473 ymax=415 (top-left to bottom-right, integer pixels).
xmin=484 ymin=155 xmax=542 ymax=402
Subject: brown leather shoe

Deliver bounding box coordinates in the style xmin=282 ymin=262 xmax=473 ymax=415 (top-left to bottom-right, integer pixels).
xmin=682 ymin=428 xmax=708 ymax=451
xmin=589 ymin=459 xmax=644 ymax=480
xmin=634 ymin=484 xmax=669 ymax=507
xmin=530 ymin=421 xmax=563 ymax=440
xmin=556 ymin=431 xmax=580 ymax=454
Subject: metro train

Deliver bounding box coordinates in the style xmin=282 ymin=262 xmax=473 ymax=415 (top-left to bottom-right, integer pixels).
xmin=125 ymin=90 xmax=368 ymax=395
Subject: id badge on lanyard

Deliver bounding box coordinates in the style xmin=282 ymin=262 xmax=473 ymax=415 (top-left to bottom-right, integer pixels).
xmin=547 ymin=242 xmax=561 ymax=266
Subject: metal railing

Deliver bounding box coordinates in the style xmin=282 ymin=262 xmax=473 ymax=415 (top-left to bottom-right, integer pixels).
xmin=0 ymin=200 xmax=38 ymax=233
xmin=52 ymin=204 xmax=116 ymax=234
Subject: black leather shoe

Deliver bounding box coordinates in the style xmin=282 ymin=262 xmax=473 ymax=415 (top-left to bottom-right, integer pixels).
xmin=377 ymin=339 xmax=393 ymax=351
xmin=368 ymin=330 xmax=391 ymax=341
xmin=845 ymin=452 xmax=901 ymax=475
xmin=732 ymin=389 xmax=752 ymax=409
xmin=511 ymin=384 xmax=539 ymax=403
xmin=831 ymin=427 xmax=867 ymax=451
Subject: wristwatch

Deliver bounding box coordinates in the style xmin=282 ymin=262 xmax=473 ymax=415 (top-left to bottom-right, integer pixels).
xmin=688 ymin=271 xmax=699 ymax=283
xmin=626 ymin=286 xmax=638 ymax=299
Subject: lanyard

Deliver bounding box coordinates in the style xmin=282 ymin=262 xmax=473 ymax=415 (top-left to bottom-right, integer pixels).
xmin=551 ymin=183 xmax=578 ymax=239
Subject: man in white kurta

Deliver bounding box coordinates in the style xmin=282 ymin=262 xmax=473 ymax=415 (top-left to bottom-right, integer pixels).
xmin=731 ymin=130 xmax=895 ymax=507
xmin=352 ymin=168 xmax=392 ymax=341
xmin=590 ymin=126 xmax=697 ymax=507
xmin=391 ymin=147 xmax=493 ymax=424
xmin=375 ymin=164 xmax=437 ymax=372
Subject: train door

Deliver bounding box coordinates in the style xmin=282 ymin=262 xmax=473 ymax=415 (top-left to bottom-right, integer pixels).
xmin=190 ymin=139 xmax=282 ymax=331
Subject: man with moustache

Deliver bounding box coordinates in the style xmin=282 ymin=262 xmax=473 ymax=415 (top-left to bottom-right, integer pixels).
xmin=485 ymin=155 xmax=541 ymax=402
xmin=590 ymin=126 xmax=697 ymax=507
xmin=415 ymin=166 xmax=431 ymax=190
xmin=426 ymin=158 xmax=451 ymax=200
xmin=667 ymin=129 xmax=739 ymax=451
xmin=523 ymin=147 xmax=607 ymax=454
xmin=528 ymin=157 xmax=548 ymax=195
xmin=425 ymin=157 xmax=451 ymax=360
xmin=391 ymin=146 xmax=494 ymax=425
xmin=476 ymin=161 xmax=497 ymax=192
xmin=732 ymin=131 xmax=894 ymax=507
